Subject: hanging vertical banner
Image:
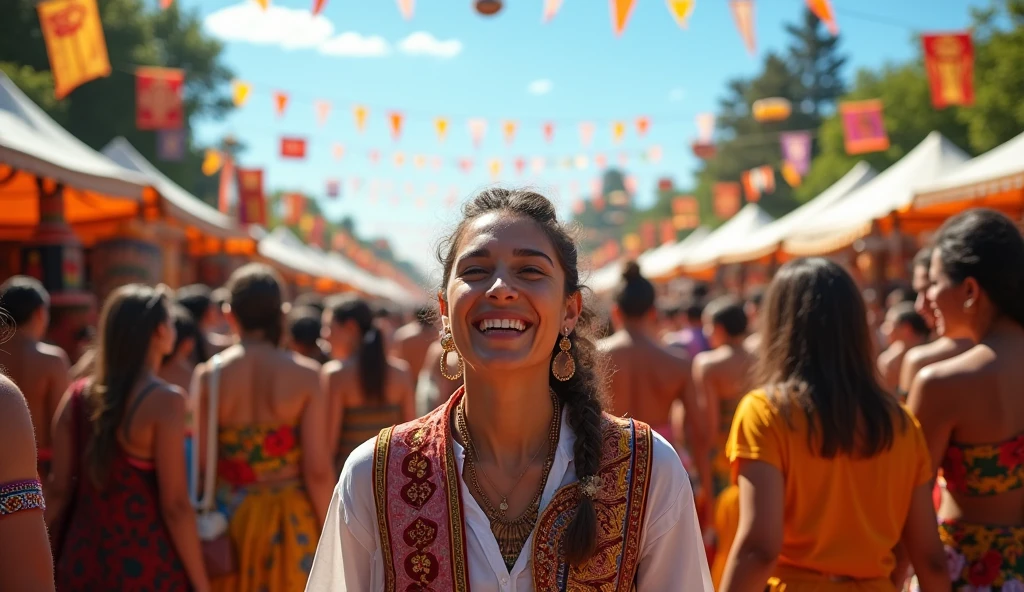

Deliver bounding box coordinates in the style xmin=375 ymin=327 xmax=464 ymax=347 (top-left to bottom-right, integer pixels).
xmin=284 ymin=193 xmax=306 ymax=225
xmin=839 ymin=99 xmax=890 ymax=155
xmin=610 ymin=0 xmax=637 ymax=36
xmin=156 ymin=129 xmax=186 ymax=162
xmin=741 ymin=166 xmax=775 ymax=202
xmin=326 ymin=178 xmax=341 ymax=199
xmin=388 ymin=111 xmax=404 ymax=141
xmin=781 ymin=162 xmax=802 ymax=188
xmin=231 ymin=80 xmax=251 ymax=107
xmin=714 ymin=182 xmax=742 ymax=219
xmin=280 ymin=137 xmax=308 ymax=159
xmin=468 ymin=118 xmax=487 ymax=149
xmin=273 ymin=91 xmax=289 ymax=117
xmin=543 ymin=121 xmax=556 ymax=144
xmin=666 ymin=0 xmax=696 ymax=29
xmin=311 ymin=0 xmax=328 ymax=16
xmin=397 ymin=0 xmax=414 ymax=20
xmin=37 ymin=0 xmax=112 ymax=100
xmin=922 ymin=32 xmax=975 ymax=109
xmin=543 ymin=0 xmax=562 ymax=22
xmin=611 ymin=121 xmax=626 ymax=144
xmin=237 ymin=168 xmax=266 ymax=226
xmin=579 ymin=122 xmax=595 ymax=147
xmin=136 ymin=67 xmax=185 ymax=130
xmin=315 ymin=100 xmax=331 ymax=126
xmin=779 ymin=131 xmax=812 ymax=176
xmin=332 ymin=143 xmax=344 ymax=161
xmin=660 ymin=219 xmax=677 ymax=245
xmin=672 ymin=196 xmax=699 ymax=229
xmin=309 ymin=216 xmax=326 ymax=248
xmin=503 ymin=120 xmax=518 ymax=145
xmin=635 ymin=116 xmax=650 ymax=137
xmin=219 ymin=154 xmax=236 ymax=217
xmin=806 ymin=0 xmax=838 ymax=36
xmin=640 ymin=221 xmax=657 ymax=251
xmin=695 ymin=113 xmax=716 ymax=143
xmin=435 ymin=117 xmax=449 ymax=143
xmin=353 ymin=105 xmax=368 ymax=132
xmin=730 ymin=0 xmax=756 ymax=56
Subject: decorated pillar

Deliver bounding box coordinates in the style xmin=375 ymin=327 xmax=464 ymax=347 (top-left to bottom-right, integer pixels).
xmin=18 ymin=177 xmax=95 ymax=357
xmin=91 ymin=219 xmax=163 ymax=303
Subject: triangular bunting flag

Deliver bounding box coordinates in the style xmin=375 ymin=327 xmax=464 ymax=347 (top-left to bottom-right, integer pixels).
xmin=397 ymin=0 xmax=414 ymax=20
xmin=161 ymin=0 xmax=174 ymax=9
xmin=531 ymin=157 xmax=545 ymax=174
xmin=503 ymin=120 xmax=517 ymax=145
xmin=231 ymin=80 xmax=251 ymax=107
xmin=730 ymin=0 xmax=756 ymax=56
xmin=514 ymin=157 xmax=526 ymax=175
xmin=393 ymin=152 xmax=405 ymax=168
xmin=468 ymin=118 xmax=487 ymax=149
xmin=435 ymin=117 xmax=449 ymax=143
xmin=255 ymin=0 xmax=269 ymax=9
xmin=543 ymin=0 xmax=562 ymax=22
xmin=579 ymin=122 xmax=595 ymax=147
xmin=543 ymin=121 xmax=555 ymax=143
xmin=488 ymin=158 xmax=502 ymax=179
xmin=413 ymin=154 xmax=426 ymax=169
xmin=315 ymin=100 xmax=331 ymax=126
xmin=611 ymin=0 xmax=637 ymax=36
xmin=312 ymin=0 xmax=327 ymax=16
xmin=332 ymin=143 xmax=344 ymax=161
xmin=273 ymin=91 xmax=289 ymax=117
xmin=594 ymin=154 xmax=608 ymax=169
xmin=635 ymin=116 xmax=650 ymax=137
xmin=666 ymin=0 xmax=696 ymax=29
xmin=389 ymin=111 xmax=404 ymax=141
xmin=353 ymin=105 xmax=368 ymax=132
xmin=807 ymin=0 xmax=838 ymax=36
xmin=611 ymin=121 xmax=626 ymax=144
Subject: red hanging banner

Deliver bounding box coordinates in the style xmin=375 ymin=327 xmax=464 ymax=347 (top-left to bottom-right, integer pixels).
xmin=135 ymin=67 xmax=184 ymax=130
xmin=236 ymin=168 xmax=266 ymax=226
xmin=922 ymin=32 xmax=975 ymax=109
xmin=713 ymin=182 xmax=742 ymax=219
xmin=280 ymin=136 xmax=308 ymax=159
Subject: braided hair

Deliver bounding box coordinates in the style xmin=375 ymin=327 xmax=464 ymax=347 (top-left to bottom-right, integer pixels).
xmin=437 ymin=187 xmax=609 ymax=564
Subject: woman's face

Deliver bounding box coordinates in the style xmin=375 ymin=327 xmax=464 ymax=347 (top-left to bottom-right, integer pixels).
xmin=155 ymin=311 xmax=176 ymax=357
xmin=912 ymin=263 xmax=936 ymax=329
xmin=321 ymin=313 xmax=357 ymax=359
xmin=927 ymin=249 xmax=973 ymax=339
xmin=442 ymin=213 xmax=580 ymax=373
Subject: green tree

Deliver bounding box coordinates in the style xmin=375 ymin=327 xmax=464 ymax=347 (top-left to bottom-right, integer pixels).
xmin=0 ymin=0 xmax=234 ymax=195
xmin=785 ymin=8 xmax=847 ymax=117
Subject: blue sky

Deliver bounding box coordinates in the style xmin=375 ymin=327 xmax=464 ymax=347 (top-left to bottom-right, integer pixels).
xmin=185 ymin=0 xmax=982 ymax=276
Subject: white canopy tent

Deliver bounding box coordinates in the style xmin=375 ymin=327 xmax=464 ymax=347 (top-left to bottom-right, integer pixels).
xmin=912 ymin=130 xmax=1024 ymax=211
xmin=681 ymin=204 xmax=775 ymax=272
xmin=717 ymin=162 xmax=877 ymax=265
xmin=587 ymin=260 xmax=627 ymax=294
xmin=639 ymin=226 xmax=711 ymax=280
xmin=784 ymin=132 xmax=969 ymax=256
xmin=259 ymin=226 xmax=338 ymax=282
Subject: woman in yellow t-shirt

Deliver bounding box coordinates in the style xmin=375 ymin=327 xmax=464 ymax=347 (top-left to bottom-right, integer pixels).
xmin=718 ymin=258 xmax=950 ymax=592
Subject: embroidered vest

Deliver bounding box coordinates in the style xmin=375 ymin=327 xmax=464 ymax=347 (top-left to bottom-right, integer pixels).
xmin=371 ymin=387 xmax=654 ymax=591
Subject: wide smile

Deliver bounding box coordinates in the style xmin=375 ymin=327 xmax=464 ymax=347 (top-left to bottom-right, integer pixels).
xmin=473 ymin=317 xmax=534 ymax=340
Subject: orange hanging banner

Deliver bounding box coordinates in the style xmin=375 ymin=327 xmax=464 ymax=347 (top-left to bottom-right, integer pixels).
xmin=389 ymin=111 xmax=404 ymax=141
xmin=236 ymin=168 xmax=266 ymax=226
xmin=397 ymin=0 xmax=414 ymax=19
xmin=660 ymin=219 xmax=677 ymax=245
xmin=135 ymin=67 xmax=185 ymax=130
xmin=666 ymin=0 xmax=696 ymax=29
xmin=635 ymin=116 xmax=650 ymax=137
xmin=730 ymin=0 xmax=756 ymax=56
xmin=922 ymin=32 xmax=975 ymax=109
xmin=353 ymin=105 xmax=368 ymax=132
xmin=38 ymin=0 xmax=112 ymax=100
xmin=280 ymin=137 xmax=307 ymax=159
xmin=284 ymin=193 xmax=306 ymax=225
xmin=714 ymin=182 xmax=742 ymax=219
xmin=839 ymin=99 xmax=890 ymax=155
xmin=273 ymin=91 xmax=289 ymax=117
xmin=503 ymin=120 xmax=517 ymax=146
xmin=435 ymin=117 xmax=449 ymax=143
xmin=543 ymin=121 xmax=555 ymax=143
xmin=806 ymin=0 xmax=838 ymax=36
xmin=610 ymin=0 xmax=636 ymax=36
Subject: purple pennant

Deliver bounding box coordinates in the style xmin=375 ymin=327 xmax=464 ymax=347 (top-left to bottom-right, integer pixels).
xmin=156 ymin=129 xmax=185 ymax=162
xmin=779 ymin=131 xmax=811 ymax=176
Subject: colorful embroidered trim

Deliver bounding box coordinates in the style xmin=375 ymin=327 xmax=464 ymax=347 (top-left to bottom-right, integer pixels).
xmin=0 ymin=479 xmax=45 ymax=517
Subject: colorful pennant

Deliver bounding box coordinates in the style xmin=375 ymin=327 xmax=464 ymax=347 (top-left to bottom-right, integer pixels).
xmin=469 ymin=118 xmax=487 ymax=148
xmin=326 ymin=178 xmax=341 ymax=199
xmin=201 ymin=149 xmax=222 ymax=176
xmin=806 ymin=0 xmax=838 ymax=36
xmin=922 ymin=32 xmax=975 ymax=109
xmin=635 ymin=116 xmax=650 ymax=137
xmin=779 ymin=131 xmax=812 ymax=176
xmin=315 ymin=100 xmax=331 ymax=126
xmin=503 ymin=120 xmax=518 ymax=145
xmin=231 ymin=80 xmax=251 ymax=107
xmin=273 ymin=91 xmax=289 ymax=117
xmin=713 ymin=182 xmax=742 ymax=219
xmin=311 ymin=0 xmax=327 ymax=16
xmin=332 ymin=143 xmax=344 ymax=161
xmin=543 ymin=0 xmax=562 ymax=22
xmin=389 ymin=111 xmax=404 ymax=141
xmin=136 ymin=67 xmax=185 ymax=130
xmin=730 ymin=0 xmax=756 ymax=56
xmin=38 ymin=0 xmax=112 ymax=99
xmin=397 ymin=0 xmax=414 ymax=20
xmin=543 ymin=121 xmax=556 ymax=143
xmin=611 ymin=0 xmax=637 ymax=36
xmin=611 ymin=121 xmax=626 ymax=144
xmin=666 ymin=0 xmax=696 ymax=29
xmin=353 ymin=105 xmax=368 ymax=132
xmin=839 ymin=99 xmax=890 ymax=155
xmin=280 ymin=136 xmax=308 ymax=159
xmin=435 ymin=117 xmax=449 ymax=143
xmin=741 ymin=166 xmax=775 ymax=202
xmin=579 ymin=122 xmax=595 ymax=147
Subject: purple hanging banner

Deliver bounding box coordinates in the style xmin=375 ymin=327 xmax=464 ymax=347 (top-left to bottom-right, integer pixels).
xmin=779 ymin=131 xmax=812 ymax=176
xmin=156 ymin=129 xmax=186 ymax=162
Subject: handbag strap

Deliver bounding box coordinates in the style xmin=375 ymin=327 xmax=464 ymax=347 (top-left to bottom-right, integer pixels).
xmin=192 ymin=354 xmax=222 ymax=513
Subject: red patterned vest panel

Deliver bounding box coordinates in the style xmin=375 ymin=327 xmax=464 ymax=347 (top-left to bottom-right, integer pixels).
xmin=371 ymin=387 xmax=654 ymax=592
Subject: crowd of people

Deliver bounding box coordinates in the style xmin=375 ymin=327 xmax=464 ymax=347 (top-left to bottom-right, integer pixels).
xmin=0 ymin=188 xmax=1022 ymax=592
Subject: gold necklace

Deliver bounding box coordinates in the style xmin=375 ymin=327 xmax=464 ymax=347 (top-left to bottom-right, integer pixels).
xmin=456 ymin=392 xmax=560 ymax=571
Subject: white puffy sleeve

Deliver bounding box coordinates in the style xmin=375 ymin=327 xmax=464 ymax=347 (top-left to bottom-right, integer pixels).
xmin=305 ymin=438 xmax=380 ymax=592
xmin=636 ymin=431 xmax=715 ymax=591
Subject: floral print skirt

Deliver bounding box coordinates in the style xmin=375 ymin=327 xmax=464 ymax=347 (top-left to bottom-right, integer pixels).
xmin=211 ymin=480 xmax=320 ymax=592
xmin=940 ymin=519 xmax=1024 ymax=591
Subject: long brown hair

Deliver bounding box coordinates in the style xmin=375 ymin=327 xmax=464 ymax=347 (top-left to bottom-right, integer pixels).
xmin=437 ymin=187 xmax=608 ymax=564
xmin=758 ymin=258 xmax=902 ymax=458
xmin=85 ymin=284 xmax=170 ymax=488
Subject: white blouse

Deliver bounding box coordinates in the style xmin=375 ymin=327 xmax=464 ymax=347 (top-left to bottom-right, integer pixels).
xmin=305 ymin=410 xmax=713 ymax=591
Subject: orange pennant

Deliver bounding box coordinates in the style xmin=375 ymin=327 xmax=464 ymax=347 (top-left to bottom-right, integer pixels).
xmin=730 ymin=0 xmax=756 ymax=56
xmin=255 ymin=0 xmax=269 ymax=9
xmin=610 ymin=0 xmax=636 ymax=37
xmin=806 ymin=0 xmax=838 ymax=36
xmin=273 ymin=91 xmax=289 ymax=117
xmin=503 ymin=120 xmax=518 ymax=145
xmin=160 ymin=0 xmax=173 ymax=8
xmin=397 ymin=0 xmax=414 ymax=19
xmin=666 ymin=0 xmax=696 ymax=29
xmin=611 ymin=121 xmax=626 ymax=144
xmin=468 ymin=118 xmax=487 ymax=149
xmin=579 ymin=122 xmax=595 ymax=147
xmin=389 ymin=111 xmax=404 ymax=141
xmin=543 ymin=121 xmax=555 ymax=143
xmin=353 ymin=105 xmax=368 ymax=132
xmin=38 ymin=0 xmax=112 ymax=100
xmin=543 ymin=0 xmax=562 ymax=22
xmin=315 ymin=100 xmax=331 ymax=126
xmin=312 ymin=0 xmax=327 ymax=16
xmin=413 ymin=154 xmax=427 ymax=169
xmin=393 ymin=152 xmax=406 ymax=168
xmin=636 ymin=116 xmax=650 ymax=137
xmin=332 ymin=143 xmax=344 ymax=161
xmin=435 ymin=117 xmax=449 ymax=143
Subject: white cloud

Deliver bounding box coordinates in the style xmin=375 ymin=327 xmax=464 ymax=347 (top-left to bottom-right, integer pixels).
xmin=319 ymin=33 xmax=391 ymax=57
xmin=204 ymin=1 xmax=334 ymax=50
xmin=669 ymin=87 xmax=686 ymax=102
xmin=397 ymin=32 xmax=463 ymax=58
xmin=527 ymin=79 xmax=553 ymax=95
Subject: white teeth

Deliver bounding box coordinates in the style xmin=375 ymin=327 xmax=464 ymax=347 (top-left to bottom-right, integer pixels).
xmin=477 ymin=319 xmax=527 ymax=332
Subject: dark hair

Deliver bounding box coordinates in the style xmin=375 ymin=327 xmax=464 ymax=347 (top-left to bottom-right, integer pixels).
xmin=706 ymin=296 xmax=748 ymax=337
xmin=211 ymin=287 xmax=231 ymax=309
xmin=294 ymin=292 xmax=326 ymax=315
xmin=86 ymin=284 xmax=170 ymax=488
xmin=934 ymin=208 xmax=1024 ymax=328
xmin=759 ymin=258 xmax=903 ymax=458
xmin=913 ymin=247 xmax=933 ymax=270
xmin=437 ymin=187 xmax=607 ymax=564
xmin=887 ymin=287 xmax=917 ymax=305
xmin=746 ymin=287 xmax=765 ymax=308
xmin=685 ymin=301 xmax=705 ymax=322
xmin=613 ymin=261 xmax=656 ymax=318
xmin=415 ymin=305 xmax=435 ymax=327
xmin=226 ymin=263 xmax=285 ymax=346
xmin=288 ymin=305 xmax=324 ymax=348
xmin=0 ymin=275 xmax=49 ymax=326
xmin=176 ymin=284 xmax=213 ymax=323
xmin=327 ymin=294 xmax=387 ymax=401
xmin=889 ymin=302 xmax=929 ymax=337
xmin=163 ymin=304 xmax=198 ymax=366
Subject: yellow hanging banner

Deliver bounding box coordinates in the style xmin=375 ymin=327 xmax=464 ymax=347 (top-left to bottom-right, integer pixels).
xmin=666 ymin=0 xmax=696 ymax=29
xmin=37 ymin=0 xmax=112 ymax=100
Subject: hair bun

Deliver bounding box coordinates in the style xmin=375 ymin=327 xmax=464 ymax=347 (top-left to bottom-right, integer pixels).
xmin=621 ymin=261 xmax=643 ymax=282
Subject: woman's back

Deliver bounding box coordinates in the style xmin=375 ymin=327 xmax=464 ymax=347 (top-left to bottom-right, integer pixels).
xmin=729 ymin=389 xmax=931 ymax=580
xmin=215 ymin=343 xmax=316 ymax=428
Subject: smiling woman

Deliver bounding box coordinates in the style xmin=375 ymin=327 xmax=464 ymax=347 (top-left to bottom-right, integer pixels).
xmin=305 ymin=187 xmax=713 ymax=591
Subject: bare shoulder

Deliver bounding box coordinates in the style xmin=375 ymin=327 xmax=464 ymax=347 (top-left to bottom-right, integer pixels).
xmin=693 ymin=348 xmax=723 ymax=371
xmin=37 ymin=342 xmax=70 ymax=368
xmin=0 ymin=375 xmax=37 ymax=478
xmin=321 ymin=358 xmax=344 ymax=378
xmin=597 ymin=331 xmax=629 ymax=353
xmin=288 ymin=349 xmax=322 ymax=374
xmin=916 ymin=346 xmax=989 ymax=397
xmin=147 ymin=383 xmax=187 ymax=421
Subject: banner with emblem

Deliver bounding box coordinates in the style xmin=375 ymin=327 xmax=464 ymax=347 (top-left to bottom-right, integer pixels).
xmin=236 ymin=168 xmax=266 ymax=226
xmin=37 ymin=0 xmax=112 ymax=99
xmin=156 ymin=129 xmax=186 ymax=162
xmin=136 ymin=67 xmax=185 ymax=130
xmin=280 ymin=137 xmax=308 ymax=159
xmin=713 ymin=182 xmax=742 ymax=219
xmin=922 ymin=32 xmax=974 ymax=109
xmin=839 ymin=100 xmax=890 ymax=155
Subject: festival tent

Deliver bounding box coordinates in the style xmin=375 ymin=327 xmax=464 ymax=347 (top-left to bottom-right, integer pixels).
xmin=910 ymin=130 xmax=1024 ymax=218
xmin=681 ymin=204 xmax=775 ymax=272
xmin=717 ymin=162 xmax=877 ymax=265
xmin=102 ymin=137 xmax=256 ymax=255
xmin=587 ymin=259 xmax=629 ymax=295
xmin=315 ymin=245 xmax=418 ymax=305
xmin=783 ymin=132 xmax=969 ymax=256
xmin=639 ymin=226 xmax=711 ymax=280
xmin=0 ymin=72 xmax=153 ymax=241
xmin=259 ymin=226 xmax=340 ymax=289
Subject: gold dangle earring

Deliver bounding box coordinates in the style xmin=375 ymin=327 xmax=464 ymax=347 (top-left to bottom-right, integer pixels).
xmin=551 ymin=328 xmax=576 ymax=382
xmin=439 ymin=330 xmax=464 ymax=381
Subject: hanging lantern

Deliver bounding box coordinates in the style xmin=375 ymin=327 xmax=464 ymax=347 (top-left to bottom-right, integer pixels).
xmin=752 ymin=97 xmax=792 ymax=122
xmin=474 ymin=0 xmax=502 ymax=15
